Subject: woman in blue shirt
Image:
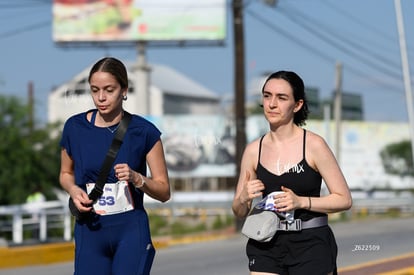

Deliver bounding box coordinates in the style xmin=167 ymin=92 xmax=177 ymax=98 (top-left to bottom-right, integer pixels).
xmin=59 ymin=57 xmax=170 ymax=275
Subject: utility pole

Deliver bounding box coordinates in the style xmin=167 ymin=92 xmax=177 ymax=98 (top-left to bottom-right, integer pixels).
xmin=233 ymin=0 xmax=246 ymax=181
xmin=233 ymin=0 xmax=246 ymax=231
xmin=231 ymin=0 xmax=278 ymax=182
xmin=334 ymin=62 xmax=342 ymax=163
xmin=394 ymin=0 xmax=414 ymax=169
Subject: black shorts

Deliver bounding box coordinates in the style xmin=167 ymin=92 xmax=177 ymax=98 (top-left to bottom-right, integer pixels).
xmin=246 ymin=225 xmax=338 ymax=275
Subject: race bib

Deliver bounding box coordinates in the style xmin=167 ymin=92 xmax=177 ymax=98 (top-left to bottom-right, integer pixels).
xmin=86 ymin=181 xmax=135 ymax=216
xmin=255 ymin=191 xmax=295 ymax=223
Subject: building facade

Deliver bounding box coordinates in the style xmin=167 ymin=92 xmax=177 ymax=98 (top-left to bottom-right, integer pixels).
xmin=48 ymin=62 xmax=222 ymax=123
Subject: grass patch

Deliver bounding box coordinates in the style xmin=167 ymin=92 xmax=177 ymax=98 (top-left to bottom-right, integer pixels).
xmin=148 ymin=212 xmax=235 ymax=237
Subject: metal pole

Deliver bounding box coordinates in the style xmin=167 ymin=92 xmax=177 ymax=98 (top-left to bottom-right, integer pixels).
xmin=323 ymin=103 xmax=331 ymax=145
xmin=394 ymin=0 xmax=414 ymax=169
xmin=28 ymin=81 xmax=34 ymax=133
xmin=63 ymin=208 xmax=72 ymax=241
xmin=12 ymin=212 xmax=23 ymax=244
xmin=136 ymin=41 xmax=151 ymax=115
xmin=334 ymin=62 xmax=343 ymax=163
xmin=39 ymin=211 xmax=47 ymax=242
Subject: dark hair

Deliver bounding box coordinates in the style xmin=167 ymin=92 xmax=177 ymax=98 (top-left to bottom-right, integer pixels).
xmin=262 ymin=70 xmax=309 ymax=126
xmin=88 ymin=57 xmax=128 ymax=89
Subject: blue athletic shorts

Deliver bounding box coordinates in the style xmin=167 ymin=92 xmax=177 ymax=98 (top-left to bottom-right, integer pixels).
xmin=246 ymin=225 xmax=338 ymax=275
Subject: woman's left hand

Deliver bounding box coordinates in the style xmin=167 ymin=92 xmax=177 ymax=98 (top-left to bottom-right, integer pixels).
xmin=275 ymin=186 xmax=301 ymax=211
xmin=114 ymin=163 xmax=135 ymax=182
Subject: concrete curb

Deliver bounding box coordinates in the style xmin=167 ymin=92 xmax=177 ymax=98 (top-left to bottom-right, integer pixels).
xmin=0 ymin=243 xmax=74 ymax=269
xmin=0 ymin=228 xmax=236 ymax=269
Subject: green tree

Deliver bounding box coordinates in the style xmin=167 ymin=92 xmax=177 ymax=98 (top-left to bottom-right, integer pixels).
xmin=0 ymin=95 xmax=61 ymax=205
xmin=380 ymin=140 xmax=413 ymax=176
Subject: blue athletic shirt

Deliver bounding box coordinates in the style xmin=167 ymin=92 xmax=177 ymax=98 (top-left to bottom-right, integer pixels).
xmin=60 ymin=109 xmax=161 ymax=211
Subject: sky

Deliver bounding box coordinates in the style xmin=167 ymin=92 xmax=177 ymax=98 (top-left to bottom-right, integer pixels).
xmin=1 ymin=0 xmax=414 ymax=124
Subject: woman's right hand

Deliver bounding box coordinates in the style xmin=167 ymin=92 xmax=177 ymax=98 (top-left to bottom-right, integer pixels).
xmin=240 ymin=171 xmax=265 ymax=205
xmin=69 ymin=185 xmax=93 ymax=212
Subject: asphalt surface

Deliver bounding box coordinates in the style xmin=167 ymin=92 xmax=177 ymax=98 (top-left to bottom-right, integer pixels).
xmin=1 ymin=216 xmax=413 ymax=275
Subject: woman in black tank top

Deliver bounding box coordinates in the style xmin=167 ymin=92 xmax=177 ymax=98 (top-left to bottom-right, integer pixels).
xmin=232 ymin=71 xmax=352 ymax=275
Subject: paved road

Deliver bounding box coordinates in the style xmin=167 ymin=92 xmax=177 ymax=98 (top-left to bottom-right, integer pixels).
xmin=331 ymin=216 xmax=414 ymax=268
xmin=1 ymin=216 xmax=413 ymax=275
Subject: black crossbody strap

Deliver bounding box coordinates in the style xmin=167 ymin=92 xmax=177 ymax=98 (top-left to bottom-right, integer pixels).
xmin=88 ymin=111 xmax=132 ymax=202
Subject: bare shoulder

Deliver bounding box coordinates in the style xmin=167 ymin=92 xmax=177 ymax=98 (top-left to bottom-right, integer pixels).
xmin=244 ymin=137 xmax=261 ymax=157
xmin=305 ymin=130 xmax=335 ymax=169
xmin=305 ymin=130 xmax=329 ymax=150
xmin=241 ymin=136 xmax=262 ymax=169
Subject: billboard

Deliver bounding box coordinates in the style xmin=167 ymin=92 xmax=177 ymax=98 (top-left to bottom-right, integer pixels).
xmin=149 ymin=115 xmax=413 ymax=190
xmin=52 ymin=0 xmax=227 ymax=43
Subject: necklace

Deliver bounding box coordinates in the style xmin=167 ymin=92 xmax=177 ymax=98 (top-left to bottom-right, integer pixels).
xmin=99 ymin=111 xmax=123 ymax=133
xmin=107 ymin=123 xmax=120 ymax=133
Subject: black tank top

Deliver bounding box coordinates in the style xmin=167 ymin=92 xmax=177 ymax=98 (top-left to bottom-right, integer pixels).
xmin=256 ymin=130 xmax=326 ymax=220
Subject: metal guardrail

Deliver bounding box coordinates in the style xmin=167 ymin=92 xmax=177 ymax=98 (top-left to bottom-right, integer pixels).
xmin=0 ymin=193 xmax=413 ymax=245
xmin=351 ymin=197 xmax=414 ymax=214
xmin=0 ymin=192 xmax=234 ymax=245
xmin=0 ymin=201 xmax=72 ymax=244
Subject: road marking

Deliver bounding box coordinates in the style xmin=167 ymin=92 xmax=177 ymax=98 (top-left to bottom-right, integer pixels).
xmin=338 ymin=252 xmax=414 ymax=273
xmin=377 ymin=267 xmax=414 ymax=275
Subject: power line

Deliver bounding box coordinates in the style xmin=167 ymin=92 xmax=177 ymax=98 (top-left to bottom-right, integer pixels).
xmin=246 ymin=8 xmax=402 ymax=93
xmin=0 ymin=0 xmax=51 ymax=39
xmin=281 ymin=3 xmax=402 ymax=70
xmin=321 ymin=0 xmax=414 ymax=57
xmin=246 ymin=9 xmax=336 ymax=64
xmin=0 ymin=21 xmax=50 ymax=40
xmin=0 ymin=6 xmax=47 ymax=21
xmin=276 ymin=4 xmax=403 ymax=81
xmin=0 ymin=0 xmax=50 ymax=9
